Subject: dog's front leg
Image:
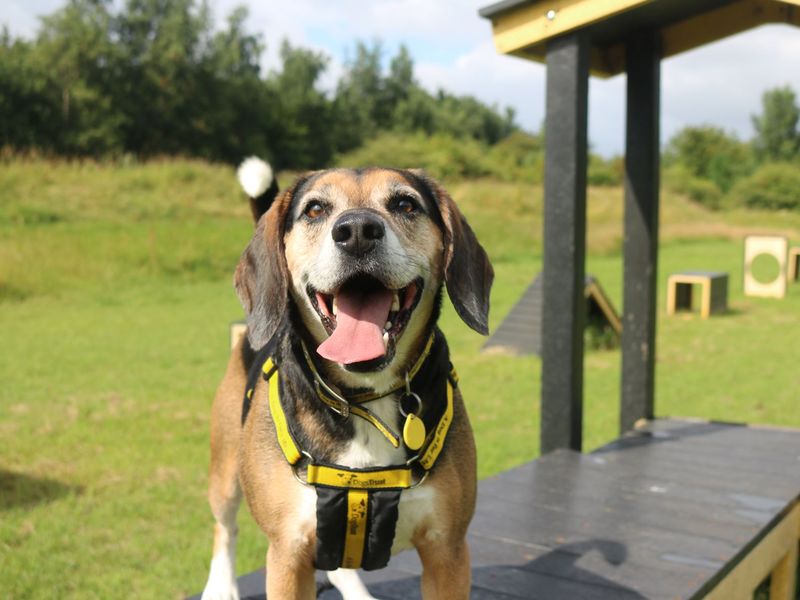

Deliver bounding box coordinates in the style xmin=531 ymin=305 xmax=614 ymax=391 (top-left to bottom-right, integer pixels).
xmin=201 ymin=486 xmax=242 ymax=600
xmin=417 ymin=536 xmax=471 ymax=599
xmin=266 ymin=543 xmax=317 ymax=600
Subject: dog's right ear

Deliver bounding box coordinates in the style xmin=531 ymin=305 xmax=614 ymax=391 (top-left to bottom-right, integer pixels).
xmin=411 ymin=171 xmax=494 ymax=335
xmin=238 ymin=157 xmax=280 ymax=224
xmin=234 ymin=186 xmax=292 ymax=350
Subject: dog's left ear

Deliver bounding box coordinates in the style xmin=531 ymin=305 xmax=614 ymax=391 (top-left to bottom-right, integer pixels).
xmin=419 ymin=175 xmax=494 ymax=335
xmin=233 ymin=185 xmax=294 ymax=350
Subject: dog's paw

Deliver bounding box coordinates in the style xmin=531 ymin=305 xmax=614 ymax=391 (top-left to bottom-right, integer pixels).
xmin=201 ymin=555 xmax=240 ymax=600
xmin=200 ymin=579 xmax=240 ymax=600
xmin=328 ymin=568 xmax=379 ymax=600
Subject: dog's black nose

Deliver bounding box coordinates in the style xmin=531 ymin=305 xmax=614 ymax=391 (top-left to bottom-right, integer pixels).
xmin=331 ymin=210 xmax=385 ymax=257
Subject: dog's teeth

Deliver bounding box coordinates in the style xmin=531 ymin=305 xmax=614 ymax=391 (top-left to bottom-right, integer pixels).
xmin=382 ymin=331 xmax=389 ymax=348
xmin=332 ymin=298 xmax=338 ymax=316
xmin=392 ymin=294 xmax=400 ymax=312
xmin=385 ymin=321 xmax=392 ymax=331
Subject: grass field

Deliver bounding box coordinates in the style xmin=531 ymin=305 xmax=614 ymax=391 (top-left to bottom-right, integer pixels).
xmin=1 ymin=159 xmax=799 ymax=598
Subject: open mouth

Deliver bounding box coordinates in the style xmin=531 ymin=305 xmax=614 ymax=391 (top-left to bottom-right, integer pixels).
xmin=307 ymin=274 xmax=423 ymax=367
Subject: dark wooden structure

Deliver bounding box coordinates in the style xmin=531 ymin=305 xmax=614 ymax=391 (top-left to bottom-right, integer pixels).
xmin=483 ymin=274 xmax=621 ymax=356
xmin=190 ymin=419 xmax=800 ymax=599
xmin=478 ymin=0 xmax=800 ymax=449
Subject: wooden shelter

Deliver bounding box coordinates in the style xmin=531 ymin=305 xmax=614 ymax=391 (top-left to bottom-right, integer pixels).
xmin=479 ymin=0 xmax=800 ymax=452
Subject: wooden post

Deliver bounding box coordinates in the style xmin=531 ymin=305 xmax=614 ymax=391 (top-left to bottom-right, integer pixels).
xmin=540 ymin=32 xmax=589 ymax=454
xmin=620 ymin=31 xmax=661 ymax=434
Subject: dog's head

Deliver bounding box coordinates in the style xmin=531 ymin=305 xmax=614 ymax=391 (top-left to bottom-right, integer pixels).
xmin=234 ymin=167 xmax=493 ymax=384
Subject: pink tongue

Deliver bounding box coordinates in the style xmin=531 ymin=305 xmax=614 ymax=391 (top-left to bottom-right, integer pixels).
xmin=317 ymin=286 xmax=394 ymax=364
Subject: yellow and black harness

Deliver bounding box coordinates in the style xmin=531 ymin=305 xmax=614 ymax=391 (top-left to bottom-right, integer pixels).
xmin=242 ymin=332 xmax=458 ymax=571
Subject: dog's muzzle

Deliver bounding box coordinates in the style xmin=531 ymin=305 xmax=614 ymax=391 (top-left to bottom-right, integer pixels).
xmin=331 ymin=210 xmax=385 ymax=258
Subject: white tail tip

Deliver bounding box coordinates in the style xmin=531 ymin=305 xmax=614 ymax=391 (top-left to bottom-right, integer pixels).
xmin=237 ymin=157 xmax=273 ymax=198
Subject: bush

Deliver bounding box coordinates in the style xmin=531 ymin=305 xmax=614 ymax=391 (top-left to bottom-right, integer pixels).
xmin=727 ymin=162 xmax=800 ymax=211
xmin=335 ymin=132 xmax=493 ymax=181
xmin=662 ymin=165 xmax=723 ymax=209
xmin=588 ymin=154 xmax=623 ymax=187
xmin=485 ymin=131 xmax=544 ymax=184
xmin=335 ymin=131 xmax=620 ymax=189
xmin=663 ymin=125 xmax=754 ymax=192
xmin=335 ymin=132 xmax=491 ymax=180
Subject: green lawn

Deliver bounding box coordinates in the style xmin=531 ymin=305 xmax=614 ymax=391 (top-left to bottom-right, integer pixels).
xmin=1 ymin=159 xmax=799 ymax=598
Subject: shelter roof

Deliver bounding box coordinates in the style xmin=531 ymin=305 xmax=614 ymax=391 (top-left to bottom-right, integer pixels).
xmin=479 ymin=0 xmax=800 ymax=76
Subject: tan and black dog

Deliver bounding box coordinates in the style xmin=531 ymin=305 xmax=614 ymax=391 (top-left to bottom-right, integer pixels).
xmin=201 ymin=158 xmax=493 ymax=600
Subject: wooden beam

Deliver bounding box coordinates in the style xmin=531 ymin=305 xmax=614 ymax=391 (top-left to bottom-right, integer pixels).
xmin=489 ymin=0 xmax=651 ymax=55
xmin=661 ymin=0 xmax=800 ymax=59
xmin=540 ymin=32 xmax=589 ymax=454
xmin=486 ymin=0 xmax=800 ymax=77
xmin=620 ymin=30 xmax=660 ymax=434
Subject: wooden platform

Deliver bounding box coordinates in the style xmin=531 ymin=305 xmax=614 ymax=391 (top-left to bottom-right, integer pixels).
xmin=193 ymin=419 xmax=800 ymax=599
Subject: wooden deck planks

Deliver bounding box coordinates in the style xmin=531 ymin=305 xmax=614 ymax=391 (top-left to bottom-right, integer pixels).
xmin=190 ymin=419 xmax=800 ymax=599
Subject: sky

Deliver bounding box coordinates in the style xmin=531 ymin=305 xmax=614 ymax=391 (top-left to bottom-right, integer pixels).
xmin=4 ymin=0 xmax=800 ymax=156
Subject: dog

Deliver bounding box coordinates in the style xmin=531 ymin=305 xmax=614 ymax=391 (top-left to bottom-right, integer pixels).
xmin=201 ymin=158 xmax=493 ymax=600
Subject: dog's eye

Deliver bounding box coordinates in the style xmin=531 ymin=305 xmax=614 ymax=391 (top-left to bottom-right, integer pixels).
xmin=303 ymin=202 xmax=325 ymax=220
xmin=391 ymin=196 xmax=418 ymax=215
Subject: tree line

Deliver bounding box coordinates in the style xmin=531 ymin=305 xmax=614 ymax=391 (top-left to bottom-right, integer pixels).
xmin=663 ymin=86 xmax=800 ymax=211
xmin=0 ymin=0 xmax=517 ymax=169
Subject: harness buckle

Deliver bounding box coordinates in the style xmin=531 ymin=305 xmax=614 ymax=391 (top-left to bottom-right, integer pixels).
xmin=398 ymin=391 xmax=422 ymax=418
xmin=339 ymin=399 xmax=351 ymax=419
xmin=315 ymin=381 xmax=350 ymax=418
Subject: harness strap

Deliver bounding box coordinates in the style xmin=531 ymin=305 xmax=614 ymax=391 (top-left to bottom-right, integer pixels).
xmin=244 ymin=340 xmax=457 ymax=571
xmin=263 ymin=358 xmax=303 ymax=464
xmin=298 ymin=332 xmax=439 ymax=447
xmin=315 ymin=387 xmax=401 ymax=448
xmin=418 ymin=376 xmax=453 ymax=470
xmin=307 ymin=464 xmax=412 ymax=489
xmin=314 ymin=486 xmax=401 ymax=571
xmin=262 ymin=361 xmax=456 ymax=477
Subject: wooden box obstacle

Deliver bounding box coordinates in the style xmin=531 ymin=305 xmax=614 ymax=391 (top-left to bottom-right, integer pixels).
xmin=482 ymin=273 xmax=621 ymax=356
xmin=744 ymin=235 xmax=788 ymax=299
xmin=789 ymin=247 xmax=800 ymax=282
xmin=666 ymin=271 xmax=728 ymax=319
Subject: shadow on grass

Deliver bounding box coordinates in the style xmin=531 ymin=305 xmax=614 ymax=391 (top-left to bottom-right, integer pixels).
xmin=668 ymin=306 xmax=746 ymax=319
xmin=0 ymin=469 xmax=82 ymax=511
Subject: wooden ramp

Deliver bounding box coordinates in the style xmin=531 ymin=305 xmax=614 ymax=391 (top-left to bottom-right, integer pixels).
xmin=192 ymin=419 xmax=800 ymax=599
xmin=482 ymin=274 xmax=621 ymax=356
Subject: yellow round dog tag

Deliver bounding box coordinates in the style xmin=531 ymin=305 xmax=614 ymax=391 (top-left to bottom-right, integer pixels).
xmin=403 ymin=414 xmax=426 ymax=450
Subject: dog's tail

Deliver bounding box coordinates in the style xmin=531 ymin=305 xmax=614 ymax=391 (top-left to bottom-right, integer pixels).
xmin=237 ymin=156 xmax=279 ymax=223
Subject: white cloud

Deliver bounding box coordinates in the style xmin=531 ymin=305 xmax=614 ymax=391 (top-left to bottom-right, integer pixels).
xmin=661 ymin=24 xmax=800 ymax=148
xmin=1 ymin=0 xmax=64 ymax=37
xmin=416 ymin=40 xmax=545 ymax=113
